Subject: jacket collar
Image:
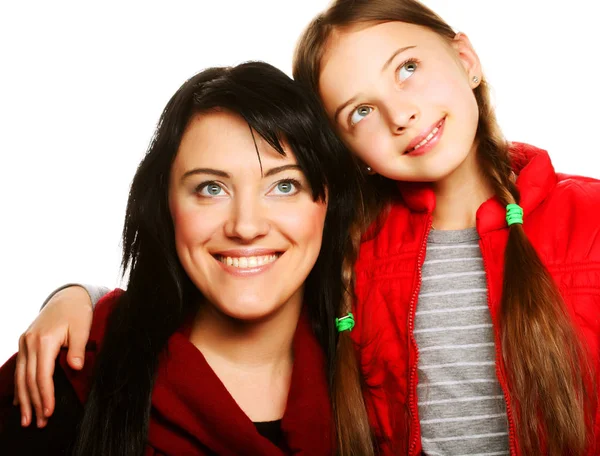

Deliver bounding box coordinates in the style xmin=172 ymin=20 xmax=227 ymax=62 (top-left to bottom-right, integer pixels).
xmin=149 ymin=310 xmax=333 ymax=456
xmin=60 ymin=292 xmax=333 ymax=456
xmin=396 ymin=142 xmax=558 ymax=235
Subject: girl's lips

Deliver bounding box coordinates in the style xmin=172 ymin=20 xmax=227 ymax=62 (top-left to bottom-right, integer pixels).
xmin=404 ymin=117 xmax=446 ymax=157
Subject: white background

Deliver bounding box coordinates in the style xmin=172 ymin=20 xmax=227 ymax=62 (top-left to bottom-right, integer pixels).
xmin=1 ymin=1 xmax=599 ymax=364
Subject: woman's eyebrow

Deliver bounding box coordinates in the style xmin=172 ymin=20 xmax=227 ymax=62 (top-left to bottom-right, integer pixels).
xmin=264 ymin=164 xmax=301 ymax=177
xmin=181 ymin=168 xmax=230 ymax=182
xmin=180 ymin=164 xmax=300 ymax=182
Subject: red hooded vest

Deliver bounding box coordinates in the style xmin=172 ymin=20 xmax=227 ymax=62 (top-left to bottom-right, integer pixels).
xmin=352 ymin=143 xmax=600 ymax=455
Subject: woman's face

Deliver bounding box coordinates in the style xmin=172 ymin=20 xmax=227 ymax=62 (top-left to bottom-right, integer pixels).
xmin=318 ymin=21 xmax=482 ymax=182
xmin=168 ymin=110 xmax=327 ymax=321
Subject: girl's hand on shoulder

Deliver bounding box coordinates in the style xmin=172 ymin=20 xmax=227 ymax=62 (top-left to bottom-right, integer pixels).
xmin=14 ymin=286 xmax=93 ymax=428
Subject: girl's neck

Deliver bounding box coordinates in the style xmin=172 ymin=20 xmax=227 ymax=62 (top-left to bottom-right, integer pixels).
xmin=431 ymin=146 xmax=495 ymax=231
xmin=189 ymin=292 xmax=303 ymax=421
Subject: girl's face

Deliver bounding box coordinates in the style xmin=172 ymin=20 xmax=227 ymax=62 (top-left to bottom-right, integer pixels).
xmin=318 ymin=21 xmax=482 ymax=182
xmin=169 ymin=110 xmax=327 ymax=321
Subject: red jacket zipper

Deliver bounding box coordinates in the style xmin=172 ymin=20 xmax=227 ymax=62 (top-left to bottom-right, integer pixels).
xmin=407 ymin=216 xmax=432 ymax=455
xmin=479 ymin=236 xmax=518 ymax=455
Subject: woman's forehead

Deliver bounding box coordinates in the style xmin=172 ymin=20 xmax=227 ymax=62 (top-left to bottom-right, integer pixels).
xmin=174 ymin=111 xmax=298 ymax=175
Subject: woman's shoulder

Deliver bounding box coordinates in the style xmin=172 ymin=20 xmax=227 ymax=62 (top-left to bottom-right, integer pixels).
xmin=55 ymin=288 xmax=125 ymax=405
xmin=88 ymin=288 xmax=125 ymax=343
xmin=0 ymin=357 xmax=82 ymax=453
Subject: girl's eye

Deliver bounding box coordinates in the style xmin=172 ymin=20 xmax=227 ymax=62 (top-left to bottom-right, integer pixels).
xmin=398 ymin=60 xmax=418 ymax=82
xmin=197 ymin=182 xmax=225 ymax=197
xmin=270 ymin=180 xmax=299 ymax=196
xmin=350 ymin=105 xmax=373 ymax=126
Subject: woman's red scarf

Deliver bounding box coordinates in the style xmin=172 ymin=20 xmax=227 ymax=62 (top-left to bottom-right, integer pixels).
xmin=24 ymin=289 xmax=334 ymax=455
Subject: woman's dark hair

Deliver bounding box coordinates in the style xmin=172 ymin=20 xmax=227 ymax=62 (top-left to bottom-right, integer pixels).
xmin=72 ymin=61 xmax=367 ymax=455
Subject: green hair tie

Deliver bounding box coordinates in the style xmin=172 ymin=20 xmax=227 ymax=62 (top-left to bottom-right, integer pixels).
xmin=506 ymin=203 xmax=524 ymax=226
xmin=336 ymin=313 xmax=355 ymax=333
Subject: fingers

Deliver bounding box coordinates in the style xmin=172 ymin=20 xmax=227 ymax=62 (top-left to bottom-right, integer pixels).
xmin=13 ymin=285 xmax=95 ymax=428
xmin=24 ymin=333 xmax=46 ymax=428
xmin=15 ymin=336 xmax=32 ymax=427
xmin=36 ymin=339 xmax=58 ymax=420
xmin=66 ymin=315 xmax=92 ymax=371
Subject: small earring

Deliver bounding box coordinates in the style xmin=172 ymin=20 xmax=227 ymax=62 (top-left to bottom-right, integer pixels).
xmin=365 ymin=166 xmax=372 ymax=173
xmin=472 ymin=76 xmax=480 ymax=84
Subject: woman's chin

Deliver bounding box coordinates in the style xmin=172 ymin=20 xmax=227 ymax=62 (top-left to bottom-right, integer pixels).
xmin=218 ymin=301 xmax=285 ymax=324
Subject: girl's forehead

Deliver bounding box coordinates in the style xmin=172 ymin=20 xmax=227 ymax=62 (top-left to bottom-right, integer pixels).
xmin=319 ymin=22 xmax=449 ymax=113
xmin=325 ymin=21 xmax=441 ymax=59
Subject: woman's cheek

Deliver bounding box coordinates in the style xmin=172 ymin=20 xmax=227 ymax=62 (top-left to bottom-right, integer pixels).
xmin=171 ymin=200 xmax=221 ymax=248
xmin=274 ymin=199 xmax=327 ymax=243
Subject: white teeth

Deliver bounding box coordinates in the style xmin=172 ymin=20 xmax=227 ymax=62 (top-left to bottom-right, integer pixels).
xmin=409 ymin=124 xmax=441 ymax=152
xmin=217 ymin=254 xmax=279 ymax=269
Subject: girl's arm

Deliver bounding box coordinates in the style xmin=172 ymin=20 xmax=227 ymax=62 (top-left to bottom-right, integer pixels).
xmin=15 ymin=284 xmax=108 ymax=428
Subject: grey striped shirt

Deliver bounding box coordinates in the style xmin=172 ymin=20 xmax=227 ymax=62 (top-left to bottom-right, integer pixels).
xmin=415 ymin=228 xmax=509 ymax=455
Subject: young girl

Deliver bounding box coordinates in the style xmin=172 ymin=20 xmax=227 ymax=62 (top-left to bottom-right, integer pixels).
xmin=0 ymin=61 xmax=371 ymax=455
xmin=11 ymin=0 xmax=600 ymax=454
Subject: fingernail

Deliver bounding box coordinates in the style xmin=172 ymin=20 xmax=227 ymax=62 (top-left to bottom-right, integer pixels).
xmin=37 ymin=417 xmax=45 ymax=428
xmin=44 ymin=408 xmax=51 ymax=417
xmin=21 ymin=415 xmax=28 ymax=427
xmin=72 ymin=357 xmax=83 ymax=368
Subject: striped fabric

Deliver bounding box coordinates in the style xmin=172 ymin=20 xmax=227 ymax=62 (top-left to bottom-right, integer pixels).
xmin=415 ymin=228 xmax=509 ymax=455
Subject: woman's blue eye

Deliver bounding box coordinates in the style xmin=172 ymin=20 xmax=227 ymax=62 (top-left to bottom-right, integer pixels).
xmin=398 ymin=61 xmax=417 ymax=82
xmin=271 ymin=180 xmax=298 ymax=195
xmin=199 ymin=183 xmax=224 ymax=196
xmin=350 ymin=106 xmax=373 ymax=125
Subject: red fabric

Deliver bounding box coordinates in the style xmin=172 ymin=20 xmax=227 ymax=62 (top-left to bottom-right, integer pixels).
xmin=353 ymin=143 xmax=600 ymax=455
xmin=0 ymin=355 xmax=17 ymax=436
xmin=37 ymin=289 xmax=333 ymax=455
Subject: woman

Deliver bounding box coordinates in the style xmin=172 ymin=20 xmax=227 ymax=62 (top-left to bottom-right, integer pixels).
xmin=0 ymin=61 xmax=373 ymax=455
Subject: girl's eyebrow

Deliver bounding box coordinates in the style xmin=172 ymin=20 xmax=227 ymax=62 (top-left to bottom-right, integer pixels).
xmin=334 ymin=96 xmax=359 ymax=125
xmin=382 ymin=45 xmax=416 ymax=73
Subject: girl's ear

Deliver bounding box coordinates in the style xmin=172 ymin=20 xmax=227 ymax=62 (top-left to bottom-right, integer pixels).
xmin=452 ymin=32 xmax=483 ymax=87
